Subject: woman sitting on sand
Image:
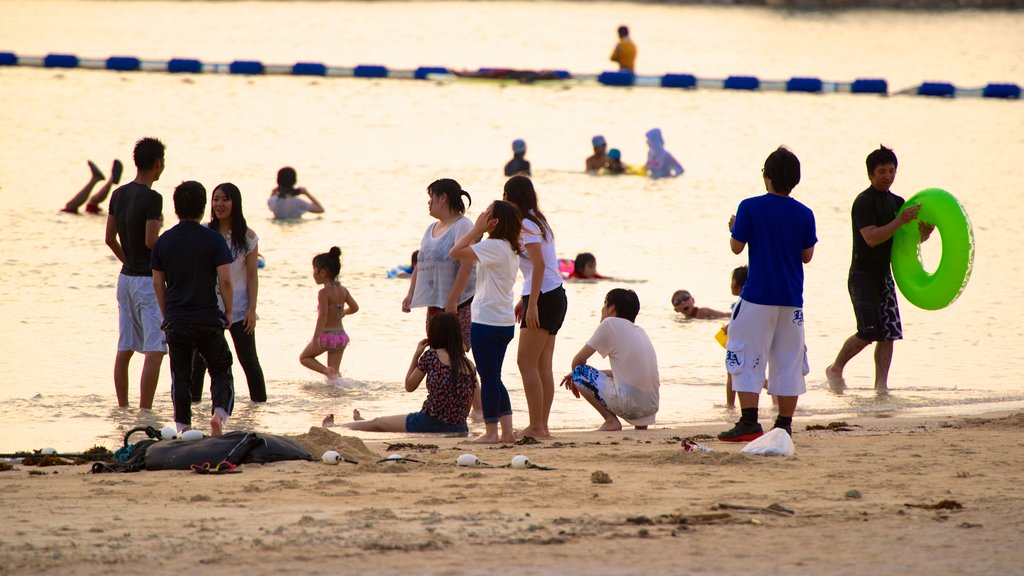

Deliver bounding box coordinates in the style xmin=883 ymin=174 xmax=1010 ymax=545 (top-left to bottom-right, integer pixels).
xmin=325 ymin=313 xmax=477 ymax=435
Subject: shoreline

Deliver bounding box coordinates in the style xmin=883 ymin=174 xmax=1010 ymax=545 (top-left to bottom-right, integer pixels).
xmin=3 ymin=410 xmax=1023 ymax=574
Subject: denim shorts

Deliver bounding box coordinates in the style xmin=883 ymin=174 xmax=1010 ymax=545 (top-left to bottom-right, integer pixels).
xmin=405 ymin=411 xmax=469 ymax=436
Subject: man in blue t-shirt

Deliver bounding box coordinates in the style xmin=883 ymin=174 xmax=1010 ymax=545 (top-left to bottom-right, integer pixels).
xmin=720 ymin=147 xmax=817 ymax=442
xmin=825 ymin=146 xmax=934 ymax=392
xmin=151 ymin=181 xmax=235 ymax=436
xmin=105 ymin=137 xmax=166 ymax=410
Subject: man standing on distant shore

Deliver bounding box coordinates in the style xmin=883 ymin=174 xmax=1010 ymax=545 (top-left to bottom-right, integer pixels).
xmin=151 ymin=180 xmax=236 ymax=435
xmin=105 ymin=137 xmax=166 ymax=410
xmin=610 ymin=25 xmax=637 ymax=72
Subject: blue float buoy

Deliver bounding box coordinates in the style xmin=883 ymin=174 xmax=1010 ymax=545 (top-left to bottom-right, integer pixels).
xmin=168 ymin=58 xmax=202 ymax=73
xmin=44 ymin=53 xmax=79 ymax=68
xmin=724 ymin=76 xmax=759 ymax=91
xmin=661 ymin=74 xmax=696 ymax=89
xmin=354 ymin=65 xmax=388 ymax=78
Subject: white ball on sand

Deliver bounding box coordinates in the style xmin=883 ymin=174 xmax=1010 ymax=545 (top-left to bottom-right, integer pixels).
xmin=161 ymin=426 xmax=177 ymax=440
xmin=40 ymin=447 xmax=57 ymax=455
xmin=510 ymin=454 xmax=530 ymax=469
xmin=456 ymin=453 xmax=480 ymax=467
xmin=322 ymin=450 xmax=342 ymax=465
xmin=181 ymin=429 xmax=204 ymax=441
xmin=387 ymin=453 xmax=404 ymax=461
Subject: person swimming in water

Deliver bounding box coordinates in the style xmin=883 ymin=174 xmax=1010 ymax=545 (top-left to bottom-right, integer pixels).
xmin=644 ymin=128 xmax=684 ymax=179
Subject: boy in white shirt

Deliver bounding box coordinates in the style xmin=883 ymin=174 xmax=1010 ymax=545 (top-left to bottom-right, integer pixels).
xmin=560 ymin=288 xmax=660 ymax=431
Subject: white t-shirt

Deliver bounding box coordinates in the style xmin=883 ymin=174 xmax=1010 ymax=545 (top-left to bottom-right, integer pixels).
xmin=518 ymin=214 xmax=562 ymax=296
xmin=587 ymin=317 xmax=660 ymax=424
xmin=268 ymin=195 xmax=312 ymax=220
xmin=216 ymin=228 xmax=259 ymax=324
xmin=410 ymin=216 xmax=476 ymax=309
xmin=470 ymin=238 xmax=519 ymax=326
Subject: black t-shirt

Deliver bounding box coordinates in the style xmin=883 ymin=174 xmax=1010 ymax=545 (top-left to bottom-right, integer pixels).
xmin=109 ymin=182 xmax=163 ymax=276
xmin=151 ymin=220 xmax=233 ymax=325
xmin=850 ymin=186 xmax=905 ymax=271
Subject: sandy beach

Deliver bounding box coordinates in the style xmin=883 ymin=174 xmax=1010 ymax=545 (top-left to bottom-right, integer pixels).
xmin=2 ymin=411 xmax=1022 ymax=575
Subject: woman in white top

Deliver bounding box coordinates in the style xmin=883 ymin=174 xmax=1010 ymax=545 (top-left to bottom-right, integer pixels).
xmin=268 ymin=166 xmax=324 ymax=220
xmin=192 ymin=182 xmax=267 ymax=402
xmin=450 ymin=201 xmax=522 ymax=444
xmin=504 ymin=176 xmax=567 ymax=439
xmin=402 ymin=179 xmax=477 ymax=348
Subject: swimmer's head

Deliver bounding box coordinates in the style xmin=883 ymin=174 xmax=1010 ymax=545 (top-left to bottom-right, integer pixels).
xmin=608 ymin=148 xmax=621 ymax=160
xmin=512 ymin=139 xmax=527 ymax=155
xmin=731 ymin=265 xmax=748 ymax=296
xmin=277 ymin=167 xmax=298 ymax=197
xmin=592 ymin=135 xmax=606 ymax=151
xmin=605 ymin=288 xmax=640 ymax=322
xmin=671 ymin=289 xmax=695 ymax=316
xmin=573 ymin=252 xmax=597 ymax=278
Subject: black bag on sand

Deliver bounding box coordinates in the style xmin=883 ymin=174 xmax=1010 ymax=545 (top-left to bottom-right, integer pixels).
xmin=145 ymin=431 xmax=315 ymax=470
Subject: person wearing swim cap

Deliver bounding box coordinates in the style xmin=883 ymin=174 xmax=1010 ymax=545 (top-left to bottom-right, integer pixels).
xmin=586 ymin=135 xmax=609 ymax=173
xmin=504 ymin=139 xmax=531 ymax=177
xmin=610 ymin=25 xmax=637 ymax=73
xmin=606 ymin=148 xmax=626 ymax=175
xmin=825 ymin=146 xmax=934 ymax=393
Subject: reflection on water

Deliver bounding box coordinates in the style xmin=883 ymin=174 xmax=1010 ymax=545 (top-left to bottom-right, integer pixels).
xmin=0 ymin=2 xmax=1023 ymax=452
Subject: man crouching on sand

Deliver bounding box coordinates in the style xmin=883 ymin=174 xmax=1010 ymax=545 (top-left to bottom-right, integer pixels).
xmin=560 ymin=288 xmax=660 ymax=431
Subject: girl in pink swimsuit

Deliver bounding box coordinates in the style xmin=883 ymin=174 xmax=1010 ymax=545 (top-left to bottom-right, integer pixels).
xmin=300 ymin=246 xmax=359 ymax=382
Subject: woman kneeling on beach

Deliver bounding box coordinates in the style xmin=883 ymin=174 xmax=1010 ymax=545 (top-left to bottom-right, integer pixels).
xmin=326 ymin=313 xmax=477 ymax=435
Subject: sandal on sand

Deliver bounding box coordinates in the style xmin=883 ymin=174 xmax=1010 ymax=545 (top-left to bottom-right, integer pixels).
xmin=88 ymin=160 xmax=104 ymax=181
xmin=190 ymin=460 xmax=240 ymax=474
xmin=111 ymin=159 xmax=123 ymax=184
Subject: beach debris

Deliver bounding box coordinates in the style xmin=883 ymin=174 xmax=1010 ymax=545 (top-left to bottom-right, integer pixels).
xmin=714 ymin=502 xmax=795 ymax=517
xmin=805 ymin=421 xmax=858 ymax=432
xmin=681 ymin=438 xmax=713 ymax=453
xmin=0 ymin=462 xmax=13 ymax=472
xmin=40 ymin=447 xmax=57 ymax=455
xmin=590 ymin=470 xmax=612 ymax=484
xmin=739 ymin=428 xmax=795 ymax=456
xmin=322 ymin=450 xmax=341 ymax=465
xmin=378 ymin=453 xmax=423 ymax=464
xmin=457 ymin=453 xmax=482 ymax=467
xmin=958 ymin=522 xmax=983 ymax=529
xmin=160 ymin=426 xmax=177 ymax=440
xmin=657 ymin=512 xmax=734 ymax=525
xmin=506 ymin=454 xmax=557 ymax=470
xmin=846 ymin=489 xmax=863 ymax=499
xmin=905 ymin=499 xmax=963 ymax=510
xmin=386 ymin=442 xmax=438 ymax=452
xmin=515 ymin=436 xmax=542 ymax=446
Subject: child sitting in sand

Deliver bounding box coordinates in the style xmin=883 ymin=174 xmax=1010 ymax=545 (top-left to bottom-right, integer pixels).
xmin=300 ymin=247 xmax=359 ymax=383
xmin=325 ymin=313 xmax=477 ymax=435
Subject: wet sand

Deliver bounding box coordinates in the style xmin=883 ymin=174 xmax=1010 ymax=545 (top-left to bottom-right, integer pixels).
xmin=2 ymin=412 xmax=1022 ymax=575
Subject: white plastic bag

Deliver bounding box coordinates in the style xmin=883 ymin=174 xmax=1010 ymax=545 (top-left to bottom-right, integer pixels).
xmin=739 ymin=428 xmax=795 ymax=456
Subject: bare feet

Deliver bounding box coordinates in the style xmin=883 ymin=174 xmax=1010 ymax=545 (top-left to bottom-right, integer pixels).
xmin=210 ymin=413 xmax=224 ymax=436
xmin=597 ymin=419 xmax=623 ymax=432
xmin=352 ymin=408 xmax=365 ymax=421
xmin=825 ymin=364 xmax=847 ymax=393
xmin=322 ymin=414 xmax=336 ymax=428
xmin=515 ymin=426 xmax=547 ymax=440
xmin=469 ymin=409 xmax=484 ymax=422
xmin=471 ymin=431 xmax=501 ymax=444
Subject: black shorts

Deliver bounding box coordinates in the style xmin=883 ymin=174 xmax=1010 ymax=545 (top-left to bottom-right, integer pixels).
xmin=520 ymin=285 xmax=568 ymax=335
xmin=848 ymin=268 xmax=902 ymax=342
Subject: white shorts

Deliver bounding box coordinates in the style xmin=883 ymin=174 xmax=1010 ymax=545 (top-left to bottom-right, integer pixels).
xmin=724 ymin=298 xmax=808 ymax=396
xmin=117 ymin=274 xmax=166 ymax=353
xmin=571 ymin=365 xmax=658 ymax=426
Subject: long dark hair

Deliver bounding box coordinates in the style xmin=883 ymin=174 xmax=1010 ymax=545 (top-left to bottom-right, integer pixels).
xmin=313 ymin=246 xmax=342 ymax=281
xmin=277 ymin=166 xmax=298 ymax=198
xmin=208 ymin=182 xmax=250 ymax=258
xmin=488 ymin=201 xmax=523 ymax=256
xmin=427 ymin=178 xmax=472 ymax=214
xmin=427 ymin=313 xmax=473 ymax=378
xmin=503 ymin=175 xmax=552 ymax=241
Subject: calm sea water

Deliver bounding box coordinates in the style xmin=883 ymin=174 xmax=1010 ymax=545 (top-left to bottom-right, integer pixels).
xmin=1 ymin=1 xmax=1022 ymax=452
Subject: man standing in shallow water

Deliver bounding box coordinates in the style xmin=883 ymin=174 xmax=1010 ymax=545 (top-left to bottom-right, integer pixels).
xmin=105 ymin=137 xmax=166 ymax=409
xmin=610 ymin=25 xmax=637 ymax=72
xmin=825 ymin=146 xmax=933 ymax=393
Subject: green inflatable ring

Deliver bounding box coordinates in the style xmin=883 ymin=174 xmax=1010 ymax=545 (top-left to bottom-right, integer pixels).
xmin=891 ymin=188 xmax=974 ymax=310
